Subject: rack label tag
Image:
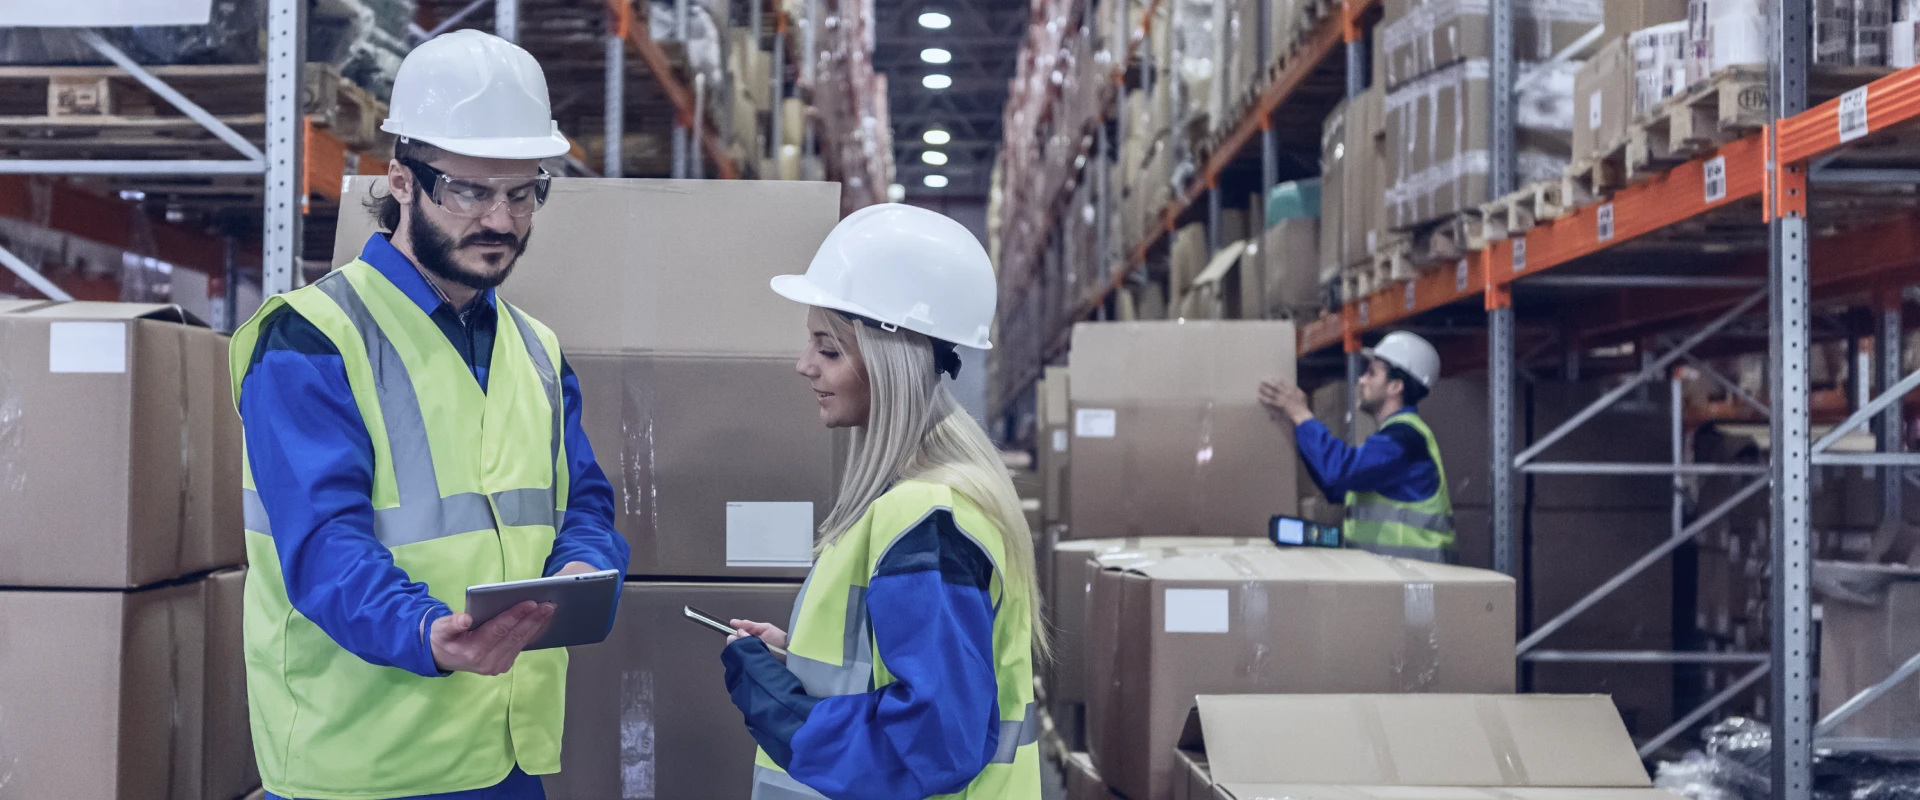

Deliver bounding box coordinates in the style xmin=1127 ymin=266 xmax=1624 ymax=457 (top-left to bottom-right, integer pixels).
xmin=1405 ymin=281 xmax=1417 ymax=310
xmin=1512 ymin=238 xmax=1527 ymax=272
xmin=1839 ymin=86 xmax=1870 ymax=143
xmin=1359 ymin=301 xmax=1370 ymax=326
xmin=1456 ymin=259 xmax=1470 ymax=291
xmin=1704 ymin=156 xmax=1727 ymax=202
xmin=1597 ymin=203 xmax=1616 ymax=242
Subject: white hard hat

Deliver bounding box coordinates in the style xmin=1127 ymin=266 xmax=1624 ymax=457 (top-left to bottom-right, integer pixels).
xmin=771 ymin=203 xmax=996 ymax=350
xmin=381 ymin=30 xmax=572 ymax=160
xmin=1364 ymin=330 xmax=1441 ymax=389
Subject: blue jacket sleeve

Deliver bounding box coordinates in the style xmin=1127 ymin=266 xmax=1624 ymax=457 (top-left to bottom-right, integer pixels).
xmin=541 ymin=355 xmax=631 ymax=577
xmin=239 ymin=308 xmax=448 ymax=677
xmin=1295 ymin=417 xmax=1426 ymax=503
xmin=723 ymin=509 xmax=1002 ymax=800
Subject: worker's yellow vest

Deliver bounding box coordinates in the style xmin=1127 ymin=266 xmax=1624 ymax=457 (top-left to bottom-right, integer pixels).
xmin=228 ymin=260 xmax=571 ymax=799
xmin=1344 ymin=412 xmax=1456 ymax=562
xmin=750 ymin=480 xmax=1043 ymax=800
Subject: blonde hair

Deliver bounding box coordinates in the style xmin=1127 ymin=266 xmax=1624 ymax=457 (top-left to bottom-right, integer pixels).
xmin=812 ymin=307 xmax=1050 ymax=659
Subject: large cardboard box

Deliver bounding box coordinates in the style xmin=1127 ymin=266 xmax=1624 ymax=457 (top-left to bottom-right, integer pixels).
xmin=1039 ymin=365 xmax=1073 ymax=526
xmin=1574 ymin=37 xmax=1632 ymax=162
xmin=1065 ymin=751 xmax=1124 ymax=800
xmin=0 ymin=568 xmax=254 ymax=800
xmin=1385 ymin=59 xmax=1578 ymax=229
xmin=1176 ymin=694 xmax=1680 ymax=800
xmin=1045 ymin=537 xmax=1267 ymax=751
xmin=1067 ymin=321 xmax=1299 ymax=540
xmin=1817 ymin=564 xmax=1920 ymax=739
xmin=1607 ymin=0 xmax=1690 ymax=36
xmin=1318 ymin=99 xmax=1348 ymax=283
xmin=1343 ymin=85 xmax=1385 ymax=269
xmin=1380 ymin=0 xmax=1604 ymax=88
xmin=1257 ymin=180 xmax=1322 ymax=319
xmin=1085 ymin=548 xmax=1517 ymax=800
xmin=0 ymin=302 xmax=244 ymax=588
xmin=334 ymin=179 xmax=844 ymax=579
xmin=547 ymin=580 xmax=803 ymax=800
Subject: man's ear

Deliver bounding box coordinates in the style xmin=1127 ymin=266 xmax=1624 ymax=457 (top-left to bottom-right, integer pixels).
xmin=387 ymin=159 xmax=414 ymax=204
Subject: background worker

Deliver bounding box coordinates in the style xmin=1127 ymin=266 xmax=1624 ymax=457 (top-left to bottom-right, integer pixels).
xmin=720 ymin=204 xmax=1046 ymax=799
xmin=232 ymin=30 xmax=629 ymax=800
xmin=1258 ymin=331 xmax=1455 ymax=563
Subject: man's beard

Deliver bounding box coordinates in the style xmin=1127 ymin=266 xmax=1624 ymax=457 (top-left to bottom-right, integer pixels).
xmin=408 ymin=193 xmax=532 ymax=292
xmin=1358 ymin=394 xmax=1384 ymax=415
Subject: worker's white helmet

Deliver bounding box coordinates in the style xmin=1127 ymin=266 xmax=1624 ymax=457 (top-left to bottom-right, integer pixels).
xmin=771 ymin=203 xmax=996 ymax=350
xmin=1365 ymin=330 xmax=1440 ymax=389
xmin=381 ymin=30 xmax=572 ymax=160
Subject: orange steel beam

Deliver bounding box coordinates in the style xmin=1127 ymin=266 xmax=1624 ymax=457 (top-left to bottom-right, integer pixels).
xmin=1777 ymin=64 xmax=1920 ymax=163
xmin=604 ymin=0 xmax=740 ymax=179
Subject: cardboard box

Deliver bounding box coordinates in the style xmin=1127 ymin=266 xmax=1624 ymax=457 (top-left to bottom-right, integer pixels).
xmin=1045 ymin=537 xmax=1268 ymax=751
xmin=1039 ymin=365 xmax=1073 ymax=525
xmin=1067 ymin=321 xmax=1299 ymax=540
xmin=1631 ymin=22 xmax=1691 ymax=117
xmin=546 ymin=580 xmax=803 ymax=800
xmin=0 ymin=568 xmax=254 ymax=800
xmin=1607 ymin=0 xmax=1690 ymax=37
xmin=1574 ymin=37 xmax=1631 ymax=162
xmin=1385 ymin=59 xmax=1578 ymax=229
xmin=0 ymin=302 xmax=244 ymax=589
xmin=334 ymin=178 xmax=841 ymax=357
xmin=333 ymin=180 xmax=845 ymax=579
xmin=1085 ymin=548 xmax=1517 ymax=800
xmin=1065 ymin=751 xmax=1124 ymax=800
xmin=1176 ymin=694 xmax=1678 ymax=800
xmin=1318 ymin=99 xmax=1348 ymax=282
xmin=1257 ymin=181 xmax=1322 ymax=319
xmin=1344 ymin=86 xmax=1385 ymax=269
xmin=1171 ymin=222 xmax=1209 ymax=300
xmin=570 ymin=354 xmax=835 ymax=579
xmin=1817 ymin=564 xmax=1920 ymax=738
xmin=1380 ymin=0 xmax=1604 ymax=89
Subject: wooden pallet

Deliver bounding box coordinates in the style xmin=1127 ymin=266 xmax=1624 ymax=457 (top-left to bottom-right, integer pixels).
xmin=303 ymin=63 xmax=388 ymax=152
xmin=1478 ymin=180 xmax=1573 ymax=242
xmin=1626 ymin=65 xmax=1895 ymax=182
xmin=1368 ymin=230 xmax=1416 ymax=281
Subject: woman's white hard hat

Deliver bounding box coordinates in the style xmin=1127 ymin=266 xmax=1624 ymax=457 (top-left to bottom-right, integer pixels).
xmin=771 ymin=203 xmax=997 ymax=350
xmin=381 ymin=30 xmax=572 ymax=160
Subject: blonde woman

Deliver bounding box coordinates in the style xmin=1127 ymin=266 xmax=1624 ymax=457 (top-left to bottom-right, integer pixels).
xmin=721 ymin=204 xmax=1045 ymax=800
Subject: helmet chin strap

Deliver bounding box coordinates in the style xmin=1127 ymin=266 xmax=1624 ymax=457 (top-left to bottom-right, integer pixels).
xmin=835 ymin=310 xmax=964 ymax=379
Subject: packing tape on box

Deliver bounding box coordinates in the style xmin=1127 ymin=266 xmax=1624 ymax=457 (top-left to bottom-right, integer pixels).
xmin=1220 ymin=553 xmax=1274 ymax=678
xmin=616 ymin=359 xmax=663 ymax=573
xmin=1379 ymin=557 xmax=1442 ymax=692
xmin=0 ymin=320 xmax=22 ymax=573
xmin=1474 ymin=696 xmax=1533 ymax=786
xmin=1350 ymin=696 xmax=1405 ymax=785
xmin=620 ymin=668 xmax=657 ymax=800
xmin=175 ymin=323 xmax=194 ymax=575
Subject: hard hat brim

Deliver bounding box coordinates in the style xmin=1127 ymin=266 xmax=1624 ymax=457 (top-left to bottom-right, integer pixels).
xmin=1360 ymin=347 xmax=1434 ymax=388
xmin=770 ymin=274 xmax=994 ymax=350
xmin=394 ymin=128 xmax=574 ymax=160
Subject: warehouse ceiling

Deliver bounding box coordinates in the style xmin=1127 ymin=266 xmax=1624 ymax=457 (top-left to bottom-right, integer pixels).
xmin=873 ymin=0 xmax=1027 ymax=200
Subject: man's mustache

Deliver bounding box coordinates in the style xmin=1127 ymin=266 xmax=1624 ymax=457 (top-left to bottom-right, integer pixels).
xmin=460 ymin=233 xmax=521 ymax=249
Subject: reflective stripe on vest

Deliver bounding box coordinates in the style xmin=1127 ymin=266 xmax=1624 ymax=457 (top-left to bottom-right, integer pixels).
xmin=241 ymin=272 xmax=565 ymax=546
xmin=786 ymin=583 xmax=874 ymax=697
xmin=1344 ymin=503 xmax=1454 ymax=533
xmin=990 ymin=702 xmax=1043 ymax=763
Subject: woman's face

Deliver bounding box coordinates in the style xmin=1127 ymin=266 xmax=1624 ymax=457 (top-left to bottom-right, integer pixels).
xmin=797 ymin=313 xmax=871 ymax=428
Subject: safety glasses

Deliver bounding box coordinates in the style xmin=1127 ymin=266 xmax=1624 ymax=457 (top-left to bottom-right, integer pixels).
xmin=400 ymin=158 xmax=551 ymax=218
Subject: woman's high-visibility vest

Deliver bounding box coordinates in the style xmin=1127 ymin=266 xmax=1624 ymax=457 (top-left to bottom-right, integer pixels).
xmin=1343 ymin=412 xmax=1456 ymax=563
xmin=749 ymin=480 xmax=1043 ymax=800
xmin=229 ymin=260 xmax=570 ymax=799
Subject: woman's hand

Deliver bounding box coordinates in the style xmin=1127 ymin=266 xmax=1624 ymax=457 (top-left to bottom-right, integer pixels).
xmin=729 ymin=619 xmax=788 ymax=650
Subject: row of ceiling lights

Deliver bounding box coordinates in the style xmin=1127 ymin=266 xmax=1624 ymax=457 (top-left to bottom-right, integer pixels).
xmin=904 ymin=10 xmax=953 ymax=194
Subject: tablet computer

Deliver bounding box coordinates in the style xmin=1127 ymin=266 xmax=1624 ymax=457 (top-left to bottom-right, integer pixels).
xmin=466 ymin=569 xmax=622 ymax=651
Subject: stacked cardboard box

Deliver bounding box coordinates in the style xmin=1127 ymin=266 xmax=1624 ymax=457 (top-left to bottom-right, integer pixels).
xmin=1817 ymin=563 xmax=1920 ymax=739
xmin=1254 ymin=178 xmax=1322 ymax=320
xmin=1085 ymin=548 xmax=1517 ymax=800
xmin=334 ymin=178 xmax=845 ymax=796
xmin=1067 ymin=321 xmax=1300 ymax=540
xmin=1573 ymin=20 xmax=1693 ymax=164
xmin=1176 ymin=694 xmax=1684 ymax=800
xmin=1038 ymin=365 xmax=1073 ymax=528
xmin=0 ymin=302 xmax=254 ymax=799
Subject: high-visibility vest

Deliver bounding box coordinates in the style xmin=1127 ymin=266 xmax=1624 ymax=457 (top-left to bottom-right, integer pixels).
xmin=1344 ymin=412 xmax=1456 ymax=562
xmin=749 ymin=480 xmax=1043 ymax=800
xmin=229 ymin=260 xmax=571 ymax=799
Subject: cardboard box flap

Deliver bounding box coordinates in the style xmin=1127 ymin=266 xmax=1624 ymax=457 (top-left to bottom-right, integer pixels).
xmin=1187 ymin=694 xmax=1651 ymax=789
xmin=1191 ymin=240 xmax=1249 ymax=288
xmin=0 ymin=298 xmax=51 ymax=315
xmin=1101 ymin=547 xmax=1517 ymax=585
xmin=1069 ymin=320 xmax=1295 ymax=403
xmin=1058 ymin=536 xmax=1265 ymax=558
xmin=20 ymin=301 xmax=205 ymax=326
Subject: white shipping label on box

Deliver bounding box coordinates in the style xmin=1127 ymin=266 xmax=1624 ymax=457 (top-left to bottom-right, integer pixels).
xmin=1164 ymin=588 xmax=1231 ymax=633
xmin=2 ymin=0 xmax=211 ymax=25
xmin=1588 ymin=91 xmax=1603 ymax=130
xmin=48 ymin=322 xmax=127 ymax=374
xmin=1075 ymin=408 xmax=1118 ymax=438
xmin=1052 ymin=428 xmax=1070 ymax=452
xmin=725 ymin=502 xmax=815 ymax=567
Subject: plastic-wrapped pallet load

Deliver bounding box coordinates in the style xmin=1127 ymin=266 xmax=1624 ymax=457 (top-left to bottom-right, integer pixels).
xmin=1254 ymin=178 xmax=1321 ymax=319
xmin=1686 ymin=0 xmax=1767 ymax=85
xmin=1317 ymin=98 xmax=1348 ymax=289
xmin=1385 ymin=58 xmax=1578 ymax=230
xmin=1379 ymin=0 xmax=1603 ymax=90
xmin=1631 ymin=21 xmax=1691 ymax=115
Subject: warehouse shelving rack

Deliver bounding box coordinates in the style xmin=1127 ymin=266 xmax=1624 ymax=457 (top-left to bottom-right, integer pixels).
xmin=997 ymin=0 xmax=1920 ymax=791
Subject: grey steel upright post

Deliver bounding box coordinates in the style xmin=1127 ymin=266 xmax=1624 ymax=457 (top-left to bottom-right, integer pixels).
xmin=1256 ymin=0 xmax=1276 ymax=319
xmin=1769 ymin=0 xmax=1813 ymax=794
xmin=1097 ymin=123 xmax=1111 ymax=289
xmin=496 ymin=0 xmax=518 ymax=42
xmin=802 ymin=0 xmax=819 ymax=157
xmin=605 ymin=31 xmax=625 ymax=177
xmin=1343 ymin=4 xmax=1367 ymax=441
xmin=1881 ymin=295 xmax=1905 ymax=530
xmin=1488 ymin=0 xmax=1516 ymax=579
xmin=263 ymin=0 xmax=305 ymax=297
xmin=770 ymin=10 xmax=786 ymax=166
xmin=671 ymin=0 xmax=692 ymax=179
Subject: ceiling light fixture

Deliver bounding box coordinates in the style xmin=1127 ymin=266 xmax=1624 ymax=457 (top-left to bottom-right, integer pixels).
xmin=887 ymin=183 xmax=906 ymax=202
xmin=921 ymin=47 xmax=952 ymax=64
xmin=922 ymin=129 xmax=952 ymax=145
xmin=923 ymin=174 xmax=949 ymax=188
xmin=922 ymin=74 xmax=952 ymax=90
xmin=918 ymin=11 xmax=951 ymax=28
xmin=921 ymin=151 xmax=949 ymax=166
